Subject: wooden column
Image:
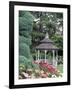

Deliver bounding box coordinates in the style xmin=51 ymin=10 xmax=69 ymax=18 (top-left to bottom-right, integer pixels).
xmin=40 ymin=51 xmax=41 ymax=60
xmin=38 ymin=50 xmax=40 ymax=60
xmin=45 ymin=50 xmax=47 ymax=62
xmin=56 ymin=50 xmax=58 ymax=67
xmin=36 ymin=50 xmax=37 ymax=60
xmin=53 ymin=50 xmax=55 ymax=66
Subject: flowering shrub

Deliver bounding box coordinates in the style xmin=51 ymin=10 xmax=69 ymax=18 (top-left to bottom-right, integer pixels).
xmin=39 ymin=61 xmax=56 ymax=73
xmin=33 ymin=60 xmax=61 ymax=77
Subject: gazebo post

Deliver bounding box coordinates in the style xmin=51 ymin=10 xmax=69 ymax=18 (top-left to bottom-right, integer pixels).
xmin=38 ymin=50 xmax=40 ymax=61
xmin=53 ymin=50 xmax=55 ymax=66
xmin=36 ymin=50 xmax=37 ymax=61
xmin=40 ymin=53 xmax=41 ymax=60
xmin=45 ymin=50 xmax=46 ymax=62
xmin=56 ymin=50 xmax=58 ymax=67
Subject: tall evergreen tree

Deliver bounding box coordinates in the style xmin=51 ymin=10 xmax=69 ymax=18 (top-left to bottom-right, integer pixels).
xmin=19 ymin=11 xmax=34 ymax=69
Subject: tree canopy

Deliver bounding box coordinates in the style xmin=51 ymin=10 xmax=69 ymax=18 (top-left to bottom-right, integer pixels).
xmin=31 ymin=11 xmax=63 ymax=56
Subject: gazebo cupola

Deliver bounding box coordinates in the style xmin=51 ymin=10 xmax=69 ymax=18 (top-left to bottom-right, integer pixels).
xmin=35 ymin=33 xmax=59 ymax=67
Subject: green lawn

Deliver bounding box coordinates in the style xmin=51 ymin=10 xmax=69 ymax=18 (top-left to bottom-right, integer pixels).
xmin=57 ymin=64 xmax=63 ymax=73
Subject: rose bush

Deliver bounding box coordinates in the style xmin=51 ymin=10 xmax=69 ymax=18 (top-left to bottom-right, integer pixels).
xmin=33 ymin=60 xmax=61 ymax=77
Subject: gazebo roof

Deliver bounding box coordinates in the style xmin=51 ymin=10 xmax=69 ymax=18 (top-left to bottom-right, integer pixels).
xmin=35 ymin=33 xmax=59 ymax=50
xmin=36 ymin=43 xmax=59 ymax=50
xmin=40 ymin=38 xmax=53 ymax=43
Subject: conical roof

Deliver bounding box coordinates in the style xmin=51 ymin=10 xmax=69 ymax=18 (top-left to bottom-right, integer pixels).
xmin=40 ymin=33 xmax=53 ymax=43
xmin=40 ymin=38 xmax=53 ymax=43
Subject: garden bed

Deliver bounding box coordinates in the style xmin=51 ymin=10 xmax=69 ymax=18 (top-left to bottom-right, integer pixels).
xmin=19 ymin=60 xmax=62 ymax=79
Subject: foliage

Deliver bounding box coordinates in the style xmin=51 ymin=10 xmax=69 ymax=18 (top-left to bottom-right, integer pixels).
xmin=57 ymin=64 xmax=63 ymax=73
xmin=19 ymin=11 xmax=35 ymax=75
xmin=57 ymin=56 xmax=63 ymax=64
xmin=32 ymin=12 xmax=63 ymax=37
xmin=19 ymin=31 xmax=31 ymax=38
xmin=19 ymin=11 xmax=35 ymax=20
xmin=19 ymin=17 xmax=33 ymax=32
xmin=32 ymin=63 xmax=40 ymax=70
xmin=19 ymin=64 xmax=26 ymax=74
xmin=19 ymin=55 xmax=29 ymax=65
xmin=19 ymin=36 xmax=31 ymax=46
xmin=19 ymin=55 xmax=33 ymax=70
xmin=19 ymin=11 xmax=34 ymax=31
xmin=51 ymin=34 xmax=63 ymax=50
xmin=19 ymin=42 xmax=33 ymax=60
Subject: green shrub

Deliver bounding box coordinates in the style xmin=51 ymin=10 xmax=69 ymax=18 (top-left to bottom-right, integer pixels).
xmin=19 ymin=36 xmax=31 ymax=46
xmin=19 ymin=31 xmax=31 ymax=38
xmin=19 ymin=11 xmax=34 ymax=31
xmin=19 ymin=55 xmax=33 ymax=70
xmin=19 ymin=55 xmax=28 ymax=64
xmin=32 ymin=63 xmax=40 ymax=70
xmin=19 ymin=11 xmax=35 ymax=20
xmin=19 ymin=43 xmax=32 ymax=59
xmin=19 ymin=55 xmax=40 ymax=71
xmin=51 ymin=34 xmax=63 ymax=50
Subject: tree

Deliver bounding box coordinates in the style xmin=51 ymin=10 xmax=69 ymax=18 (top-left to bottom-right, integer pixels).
xmin=19 ymin=11 xmax=34 ymax=68
xmin=31 ymin=11 xmax=63 ymax=49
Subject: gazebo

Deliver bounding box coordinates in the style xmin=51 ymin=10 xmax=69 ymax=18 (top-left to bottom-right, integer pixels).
xmin=35 ymin=33 xmax=59 ymax=67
